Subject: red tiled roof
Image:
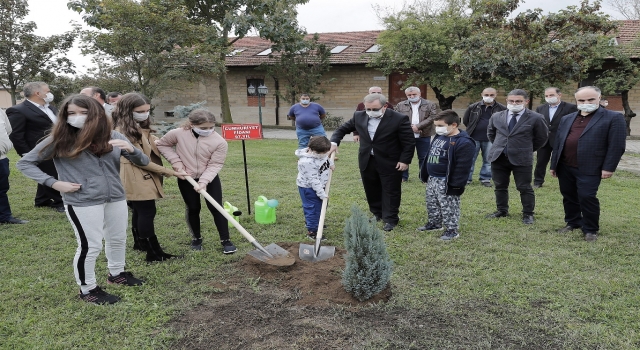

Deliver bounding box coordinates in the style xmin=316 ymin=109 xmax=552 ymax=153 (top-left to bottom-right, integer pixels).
xmin=615 ymin=20 xmax=640 ymax=57
xmin=225 ymin=30 xmax=382 ymax=67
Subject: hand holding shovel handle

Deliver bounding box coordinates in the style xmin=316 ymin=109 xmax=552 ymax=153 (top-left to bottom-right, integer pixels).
xmin=184 ymin=176 xmax=274 ymax=258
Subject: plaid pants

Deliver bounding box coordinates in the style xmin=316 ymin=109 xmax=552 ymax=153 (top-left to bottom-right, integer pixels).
xmin=426 ymin=177 xmax=461 ymax=230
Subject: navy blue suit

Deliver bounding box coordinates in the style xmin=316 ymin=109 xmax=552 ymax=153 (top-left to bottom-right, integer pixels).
xmin=550 ymin=107 xmax=626 ymax=233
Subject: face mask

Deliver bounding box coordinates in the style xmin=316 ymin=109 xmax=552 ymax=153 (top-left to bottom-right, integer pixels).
xmin=132 ymin=112 xmax=149 ymax=122
xmin=435 ymin=126 xmax=450 ymax=136
xmin=67 ymin=115 xmax=87 ymax=129
xmin=482 ymin=96 xmax=494 ymax=103
xmin=366 ymin=110 xmax=384 ymax=118
xmin=545 ymin=97 xmax=559 ymax=105
xmin=300 ymin=99 xmax=310 ymax=105
xmin=577 ymin=104 xmax=599 ymax=113
xmin=193 ymin=127 xmax=214 ymax=137
xmin=507 ymin=104 xmax=525 ymax=113
xmin=408 ymin=96 xmax=420 ymax=103
xmin=43 ymin=92 xmax=54 ymax=103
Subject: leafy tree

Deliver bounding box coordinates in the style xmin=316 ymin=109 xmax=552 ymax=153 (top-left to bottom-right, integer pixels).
xmin=259 ymin=34 xmax=333 ymax=106
xmin=451 ymin=0 xmax=617 ymax=104
xmin=183 ymin=0 xmax=309 ymax=123
xmin=68 ymin=0 xmax=223 ymax=100
xmin=0 ymin=0 xmax=77 ymax=105
xmin=372 ymin=1 xmax=476 ymax=110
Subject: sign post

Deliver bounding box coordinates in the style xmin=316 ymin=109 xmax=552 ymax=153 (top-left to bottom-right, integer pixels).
xmin=220 ymin=124 xmax=263 ymax=214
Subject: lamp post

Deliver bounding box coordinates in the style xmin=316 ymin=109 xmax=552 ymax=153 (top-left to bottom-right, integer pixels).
xmin=247 ymin=84 xmax=268 ymax=125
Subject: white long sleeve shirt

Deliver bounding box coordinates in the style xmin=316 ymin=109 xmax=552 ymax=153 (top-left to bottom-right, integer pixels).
xmin=295 ymin=148 xmax=334 ymax=199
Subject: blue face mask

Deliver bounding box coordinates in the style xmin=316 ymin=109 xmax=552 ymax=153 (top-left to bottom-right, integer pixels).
xmin=300 ymin=99 xmax=310 ymax=105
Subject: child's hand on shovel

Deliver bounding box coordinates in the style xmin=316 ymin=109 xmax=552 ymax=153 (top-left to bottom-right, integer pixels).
xmin=193 ymin=183 xmax=206 ymax=192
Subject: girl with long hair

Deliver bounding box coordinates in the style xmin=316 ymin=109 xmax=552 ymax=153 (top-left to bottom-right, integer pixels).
xmin=112 ymin=93 xmax=186 ymax=262
xmin=156 ymin=109 xmax=236 ymax=254
xmin=17 ymin=94 xmax=148 ymax=305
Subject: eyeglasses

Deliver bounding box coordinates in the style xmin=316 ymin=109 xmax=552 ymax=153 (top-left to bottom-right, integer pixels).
xmin=506 ymin=100 xmax=526 ymax=105
xmin=365 ymin=107 xmax=384 ymax=112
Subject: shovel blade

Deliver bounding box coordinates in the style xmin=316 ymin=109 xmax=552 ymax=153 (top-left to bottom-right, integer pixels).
xmin=247 ymin=243 xmax=295 ymax=266
xmin=299 ymin=243 xmax=336 ymax=262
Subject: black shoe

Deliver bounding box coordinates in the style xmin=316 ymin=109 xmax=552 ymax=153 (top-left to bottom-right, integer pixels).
xmin=522 ymin=214 xmax=534 ymax=225
xmin=145 ymin=236 xmax=180 ymax=262
xmin=533 ymin=183 xmax=542 ymax=189
xmin=481 ymin=181 xmax=492 ymax=187
xmin=79 ymin=286 xmax=120 ymax=305
xmin=53 ymin=206 xmax=66 ymax=213
xmin=584 ymin=232 xmax=598 ymax=242
xmin=417 ymin=222 xmax=443 ymax=231
xmin=486 ymin=211 xmax=508 ymax=218
xmin=107 ymin=271 xmax=144 ymax=286
xmin=221 ymin=239 xmax=237 ymax=254
xmin=0 ymin=217 xmax=29 ymax=224
xmin=383 ymin=223 xmax=396 ymax=231
xmin=191 ymin=238 xmax=203 ymax=251
xmin=557 ymin=225 xmax=580 ymax=234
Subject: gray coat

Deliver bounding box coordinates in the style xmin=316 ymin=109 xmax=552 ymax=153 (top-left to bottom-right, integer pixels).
xmin=487 ymin=109 xmax=548 ymax=166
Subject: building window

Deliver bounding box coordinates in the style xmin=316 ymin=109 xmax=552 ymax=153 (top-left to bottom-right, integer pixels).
xmin=256 ymin=48 xmax=272 ymax=56
xmin=247 ymin=77 xmax=265 ymax=107
xmin=330 ymin=45 xmax=349 ymax=54
xmin=365 ymin=44 xmax=380 ymax=53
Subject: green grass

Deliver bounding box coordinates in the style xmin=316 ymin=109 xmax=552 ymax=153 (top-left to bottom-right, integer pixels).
xmin=1 ymin=139 xmax=640 ymax=349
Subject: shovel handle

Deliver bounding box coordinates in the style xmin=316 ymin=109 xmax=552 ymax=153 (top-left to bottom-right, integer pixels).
xmin=315 ymin=153 xmax=335 ymax=254
xmin=184 ymin=176 xmax=262 ymax=247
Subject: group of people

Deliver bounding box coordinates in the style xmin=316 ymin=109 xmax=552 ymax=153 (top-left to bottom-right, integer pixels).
xmin=1 ymin=81 xmax=236 ymax=305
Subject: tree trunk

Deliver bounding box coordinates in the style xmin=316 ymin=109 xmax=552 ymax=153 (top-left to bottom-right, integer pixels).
xmin=10 ymin=87 xmax=17 ymax=106
xmin=431 ymin=86 xmax=455 ymax=110
xmin=621 ymin=90 xmax=636 ymax=136
xmin=218 ymin=49 xmax=233 ymax=123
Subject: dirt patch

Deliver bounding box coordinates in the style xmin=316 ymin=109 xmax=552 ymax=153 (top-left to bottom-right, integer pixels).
xmin=168 ymin=242 xmax=573 ymax=349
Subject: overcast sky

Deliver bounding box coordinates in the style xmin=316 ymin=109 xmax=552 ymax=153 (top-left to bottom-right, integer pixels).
xmin=24 ymin=0 xmax=623 ymax=75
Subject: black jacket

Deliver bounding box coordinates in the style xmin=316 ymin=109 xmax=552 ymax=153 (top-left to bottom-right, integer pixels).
xmin=6 ymin=101 xmax=58 ymax=156
xmin=535 ymin=101 xmax=578 ymax=148
xmin=419 ymin=130 xmax=475 ymax=196
xmin=462 ymin=100 xmax=507 ymax=136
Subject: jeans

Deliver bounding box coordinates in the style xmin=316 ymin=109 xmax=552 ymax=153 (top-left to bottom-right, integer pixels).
xmin=296 ymin=124 xmax=326 ymax=149
xmin=468 ymin=140 xmax=492 ymax=182
xmin=298 ymin=187 xmax=323 ymax=233
xmin=0 ymin=158 xmax=11 ymax=221
xmin=491 ymin=154 xmax=535 ymax=215
xmin=403 ymin=136 xmax=431 ymax=180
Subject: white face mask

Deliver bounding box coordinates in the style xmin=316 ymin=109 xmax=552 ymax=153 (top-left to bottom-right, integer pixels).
xmin=67 ymin=115 xmax=87 ymax=129
xmin=577 ymin=104 xmax=599 ymax=113
xmin=132 ymin=112 xmax=149 ymax=122
xmin=435 ymin=126 xmax=450 ymax=136
xmin=300 ymin=99 xmax=310 ymax=105
xmin=482 ymin=96 xmax=494 ymax=104
xmin=193 ymin=127 xmax=214 ymax=137
xmin=507 ymin=104 xmax=525 ymax=113
xmin=366 ymin=110 xmax=384 ymax=118
xmin=545 ymin=96 xmax=559 ymax=105
xmin=43 ymin=92 xmax=54 ymax=103
xmin=407 ymin=96 xmax=420 ymax=103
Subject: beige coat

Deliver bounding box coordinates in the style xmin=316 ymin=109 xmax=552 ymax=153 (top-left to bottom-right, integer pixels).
xmin=119 ymin=129 xmax=175 ymax=201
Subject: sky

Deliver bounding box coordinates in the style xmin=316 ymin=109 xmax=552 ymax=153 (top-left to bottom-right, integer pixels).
xmin=24 ymin=0 xmax=623 ymax=75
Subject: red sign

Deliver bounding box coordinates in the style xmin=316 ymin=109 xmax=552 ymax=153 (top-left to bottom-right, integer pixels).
xmin=220 ymin=124 xmax=263 ymax=140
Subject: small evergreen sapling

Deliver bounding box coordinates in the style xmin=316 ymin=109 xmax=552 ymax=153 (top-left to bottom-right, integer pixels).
xmin=342 ymin=205 xmax=392 ymax=301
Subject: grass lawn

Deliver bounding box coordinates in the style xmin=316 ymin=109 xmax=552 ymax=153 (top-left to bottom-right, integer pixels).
xmin=1 ymin=138 xmax=639 ymax=349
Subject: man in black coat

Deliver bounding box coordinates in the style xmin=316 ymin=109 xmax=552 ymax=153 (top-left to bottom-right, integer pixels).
xmin=550 ymin=86 xmax=626 ymax=242
xmin=330 ymin=93 xmax=415 ymax=231
xmin=533 ymin=87 xmax=578 ymax=188
xmin=7 ymin=81 xmax=63 ymax=211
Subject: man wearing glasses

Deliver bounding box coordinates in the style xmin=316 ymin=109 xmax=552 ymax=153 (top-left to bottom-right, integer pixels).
xmin=330 ymin=93 xmax=415 ymax=231
xmin=486 ymin=89 xmax=548 ymax=224
xmin=353 ymin=86 xmax=394 ymax=143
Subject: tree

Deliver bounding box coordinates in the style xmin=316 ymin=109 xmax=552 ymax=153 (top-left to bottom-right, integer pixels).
xmin=451 ymin=0 xmax=617 ymax=104
xmin=259 ymin=34 xmax=333 ymax=107
xmin=68 ymin=0 xmax=223 ymax=100
xmin=0 ymin=0 xmax=77 ymax=105
xmin=183 ymin=0 xmax=309 ymax=123
xmin=608 ymin=0 xmax=640 ymax=19
xmin=372 ymin=0 xmax=477 ymax=110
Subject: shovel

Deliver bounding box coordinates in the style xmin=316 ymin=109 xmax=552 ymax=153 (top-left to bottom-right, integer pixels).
xmin=184 ymin=176 xmax=295 ymax=266
xmin=299 ymin=153 xmax=336 ymax=262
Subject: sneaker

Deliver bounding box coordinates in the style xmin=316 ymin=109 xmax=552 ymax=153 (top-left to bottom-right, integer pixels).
xmin=79 ymin=286 xmax=120 ymax=305
xmin=107 ymin=271 xmax=144 ymax=286
xmin=191 ymin=238 xmax=203 ymax=251
xmin=307 ymin=231 xmax=327 ymax=241
xmin=440 ymin=229 xmax=460 ymax=241
xmin=481 ymin=181 xmax=492 ymax=187
xmin=417 ymin=222 xmax=443 ymax=231
xmin=221 ymin=239 xmax=237 ymax=254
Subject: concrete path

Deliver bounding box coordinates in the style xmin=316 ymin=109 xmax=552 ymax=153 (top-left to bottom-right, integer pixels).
xmin=262 ymin=128 xmax=640 ymax=175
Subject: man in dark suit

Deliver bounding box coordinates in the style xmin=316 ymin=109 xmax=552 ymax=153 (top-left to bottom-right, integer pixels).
xmin=486 ymin=89 xmax=548 ymax=224
xmin=7 ymin=81 xmax=64 ymax=212
xmin=550 ymin=86 xmax=626 ymax=242
xmin=330 ymin=93 xmax=415 ymax=231
xmin=533 ymin=87 xmax=578 ymax=188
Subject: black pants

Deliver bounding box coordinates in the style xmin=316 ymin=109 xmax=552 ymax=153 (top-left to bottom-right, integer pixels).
xmin=129 ymin=200 xmax=156 ymax=239
xmin=533 ymin=143 xmax=552 ymax=186
xmin=491 ymin=154 xmax=535 ymax=215
xmin=361 ymin=155 xmax=403 ymax=224
xmin=557 ymin=162 xmax=602 ymax=233
xmin=0 ymin=158 xmax=11 ymax=221
xmin=35 ymin=159 xmax=63 ymax=207
xmin=177 ymin=176 xmax=229 ymax=241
